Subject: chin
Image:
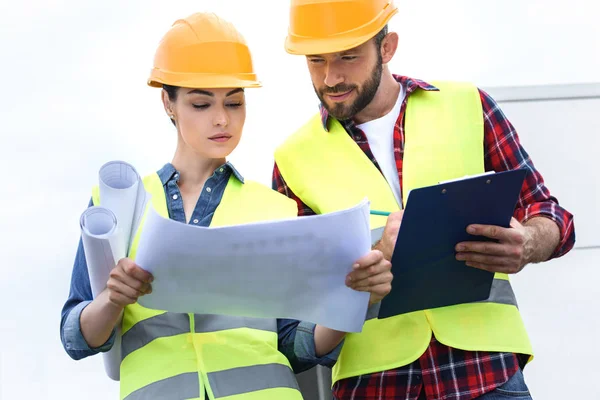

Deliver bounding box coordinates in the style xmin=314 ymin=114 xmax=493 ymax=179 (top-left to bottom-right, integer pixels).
xmin=199 ymin=146 xmax=235 ymax=160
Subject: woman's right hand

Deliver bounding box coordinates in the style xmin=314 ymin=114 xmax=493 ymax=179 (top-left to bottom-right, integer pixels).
xmin=106 ymin=258 xmax=154 ymax=308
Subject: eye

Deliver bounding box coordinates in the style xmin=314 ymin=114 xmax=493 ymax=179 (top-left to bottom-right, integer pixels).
xmin=226 ymin=102 xmax=244 ymax=108
xmin=308 ymin=58 xmax=325 ymax=64
xmin=192 ymin=104 xmax=209 ymax=109
xmin=341 ymin=55 xmax=358 ymax=61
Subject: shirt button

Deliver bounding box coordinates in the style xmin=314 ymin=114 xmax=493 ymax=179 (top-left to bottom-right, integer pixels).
xmin=354 ymin=135 xmax=361 ymax=141
xmin=206 ymin=187 xmax=212 ymax=193
xmin=172 ymin=194 xmax=178 ymax=200
xmin=219 ymin=168 xmax=224 ymax=173
xmin=193 ymin=219 xmax=199 ymax=224
xmin=174 ymin=174 xmax=179 ymax=179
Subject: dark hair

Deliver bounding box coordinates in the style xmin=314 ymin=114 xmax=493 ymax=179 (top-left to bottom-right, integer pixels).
xmin=373 ymin=25 xmax=389 ymax=53
xmin=163 ymin=84 xmax=179 ymax=101
xmin=163 ymin=84 xmax=179 ymax=126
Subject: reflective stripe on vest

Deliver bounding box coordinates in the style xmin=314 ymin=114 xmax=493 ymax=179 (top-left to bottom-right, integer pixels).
xmin=93 ymin=171 xmax=301 ymax=400
xmin=365 ymin=277 xmax=519 ymax=320
xmin=275 ymin=81 xmax=533 ymax=384
xmin=124 ymin=372 xmax=199 ymax=400
xmin=121 ymin=314 xmax=277 ymax=360
xmin=208 ymin=363 xmax=300 ymax=398
xmin=124 ymin=364 xmax=300 ymax=400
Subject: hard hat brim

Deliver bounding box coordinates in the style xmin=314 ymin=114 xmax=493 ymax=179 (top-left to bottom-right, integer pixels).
xmin=148 ymin=71 xmax=262 ymax=89
xmin=285 ymin=32 xmax=380 ymax=56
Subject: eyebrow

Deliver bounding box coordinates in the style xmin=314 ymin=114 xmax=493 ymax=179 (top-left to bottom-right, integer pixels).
xmin=307 ymin=50 xmax=355 ymax=58
xmin=186 ymin=88 xmax=245 ymax=97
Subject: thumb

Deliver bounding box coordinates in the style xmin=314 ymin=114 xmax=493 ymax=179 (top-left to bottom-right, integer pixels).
xmin=509 ymin=217 xmax=523 ymax=229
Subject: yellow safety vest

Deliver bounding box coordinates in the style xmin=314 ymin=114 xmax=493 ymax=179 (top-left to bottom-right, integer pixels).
xmin=275 ymin=81 xmax=533 ymax=384
xmin=92 ymin=172 xmax=302 ymax=400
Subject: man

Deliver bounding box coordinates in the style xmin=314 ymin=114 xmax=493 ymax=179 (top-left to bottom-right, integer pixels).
xmin=273 ymin=1 xmax=575 ymax=399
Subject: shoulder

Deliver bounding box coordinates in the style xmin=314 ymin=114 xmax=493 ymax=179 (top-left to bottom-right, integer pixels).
xmin=275 ymin=113 xmax=323 ymax=156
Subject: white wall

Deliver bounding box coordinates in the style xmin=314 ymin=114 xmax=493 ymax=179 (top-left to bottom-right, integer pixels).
xmin=512 ymin=248 xmax=600 ymax=399
xmin=487 ymin=92 xmax=599 ymax=249
xmin=489 ymin=89 xmax=600 ymax=399
xmin=0 ymin=0 xmax=597 ymax=399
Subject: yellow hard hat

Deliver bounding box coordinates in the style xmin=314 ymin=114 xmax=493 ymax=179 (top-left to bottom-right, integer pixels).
xmin=285 ymin=0 xmax=398 ymax=55
xmin=148 ymin=13 xmax=260 ymax=88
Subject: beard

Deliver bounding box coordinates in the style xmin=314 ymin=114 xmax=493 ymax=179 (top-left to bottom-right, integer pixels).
xmin=314 ymin=56 xmax=383 ymax=121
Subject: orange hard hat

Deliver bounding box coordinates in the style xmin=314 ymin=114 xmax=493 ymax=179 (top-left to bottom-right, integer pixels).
xmin=285 ymin=0 xmax=398 ymax=55
xmin=148 ymin=13 xmax=260 ymax=89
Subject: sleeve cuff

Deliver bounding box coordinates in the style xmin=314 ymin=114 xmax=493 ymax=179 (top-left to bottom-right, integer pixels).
xmin=63 ymin=301 xmax=116 ymax=353
xmin=521 ymin=207 xmax=575 ymax=259
xmin=294 ymin=321 xmax=344 ymax=368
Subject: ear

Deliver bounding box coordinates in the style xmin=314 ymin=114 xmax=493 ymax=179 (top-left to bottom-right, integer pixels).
xmin=161 ymin=89 xmax=175 ymax=120
xmin=380 ymin=32 xmax=399 ymax=64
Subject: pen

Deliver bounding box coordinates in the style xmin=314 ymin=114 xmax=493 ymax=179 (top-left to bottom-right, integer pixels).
xmin=370 ymin=210 xmax=391 ymax=216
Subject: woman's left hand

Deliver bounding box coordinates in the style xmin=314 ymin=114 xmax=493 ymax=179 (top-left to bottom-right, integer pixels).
xmin=345 ymin=250 xmax=393 ymax=306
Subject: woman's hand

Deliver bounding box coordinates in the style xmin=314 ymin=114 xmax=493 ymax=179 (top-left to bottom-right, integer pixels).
xmin=106 ymin=258 xmax=154 ymax=308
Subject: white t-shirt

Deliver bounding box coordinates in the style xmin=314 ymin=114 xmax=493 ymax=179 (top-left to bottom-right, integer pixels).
xmin=356 ymin=84 xmax=405 ymax=207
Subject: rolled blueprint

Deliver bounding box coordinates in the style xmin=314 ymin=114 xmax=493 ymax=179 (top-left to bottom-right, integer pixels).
xmin=98 ymin=160 xmax=149 ymax=259
xmin=80 ymin=206 xmax=122 ymax=381
xmin=78 ymin=161 xmax=150 ymax=381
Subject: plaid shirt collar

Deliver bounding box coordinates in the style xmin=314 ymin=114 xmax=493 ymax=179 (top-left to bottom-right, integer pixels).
xmin=319 ymin=75 xmax=439 ymax=131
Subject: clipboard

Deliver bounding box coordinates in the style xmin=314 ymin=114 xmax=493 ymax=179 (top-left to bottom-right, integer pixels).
xmin=377 ymin=168 xmax=527 ymax=319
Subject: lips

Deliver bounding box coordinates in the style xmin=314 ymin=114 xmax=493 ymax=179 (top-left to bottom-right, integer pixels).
xmin=326 ymin=89 xmax=354 ymax=102
xmin=208 ymin=133 xmax=232 ymax=143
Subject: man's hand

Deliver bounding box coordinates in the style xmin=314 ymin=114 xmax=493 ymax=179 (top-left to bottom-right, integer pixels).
xmin=346 ymin=250 xmax=393 ymax=306
xmin=455 ymin=218 xmax=535 ymax=274
xmin=374 ymin=210 xmax=404 ymax=261
xmin=106 ymin=258 xmax=154 ymax=308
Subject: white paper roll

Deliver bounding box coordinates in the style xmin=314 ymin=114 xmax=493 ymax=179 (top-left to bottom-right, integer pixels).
xmin=98 ymin=161 xmax=148 ymax=261
xmin=78 ymin=161 xmax=150 ymax=381
xmin=80 ymin=206 xmax=121 ymax=381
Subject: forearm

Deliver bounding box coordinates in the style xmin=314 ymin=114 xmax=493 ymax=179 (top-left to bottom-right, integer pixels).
xmin=80 ymin=289 xmax=123 ymax=348
xmin=524 ymin=216 xmax=561 ymax=264
xmin=314 ymin=325 xmax=346 ymax=357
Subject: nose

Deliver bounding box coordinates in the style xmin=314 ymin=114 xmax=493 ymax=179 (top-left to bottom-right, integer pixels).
xmin=213 ymin=105 xmax=229 ymax=127
xmin=324 ymin=62 xmax=344 ymax=88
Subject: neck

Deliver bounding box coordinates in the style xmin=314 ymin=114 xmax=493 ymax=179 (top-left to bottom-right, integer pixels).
xmin=171 ymin=141 xmax=225 ymax=191
xmin=353 ymin=67 xmax=400 ymax=125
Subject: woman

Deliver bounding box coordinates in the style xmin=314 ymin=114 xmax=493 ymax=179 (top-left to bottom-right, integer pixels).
xmin=60 ymin=12 xmax=392 ymax=400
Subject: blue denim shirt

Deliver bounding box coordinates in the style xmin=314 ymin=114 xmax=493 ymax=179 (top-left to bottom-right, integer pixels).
xmin=60 ymin=162 xmax=341 ymax=373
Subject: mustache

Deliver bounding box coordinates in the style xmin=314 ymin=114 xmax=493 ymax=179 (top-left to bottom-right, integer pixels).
xmin=320 ymin=84 xmax=357 ymax=95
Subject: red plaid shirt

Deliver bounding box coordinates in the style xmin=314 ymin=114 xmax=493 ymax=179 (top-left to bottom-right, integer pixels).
xmin=272 ymin=76 xmax=575 ymax=400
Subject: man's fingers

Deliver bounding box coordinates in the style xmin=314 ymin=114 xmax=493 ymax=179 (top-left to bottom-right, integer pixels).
xmin=349 ymin=272 xmax=393 ymax=291
xmin=465 ymin=261 xmax=521 ymax=274
xmin=347 ymin=258 xmax=390 ymax=283
xmin=387 ymin=210 xmax=404 ymax=224
xmin=353 ymin=250 xmax=385 ymax=269
xmin=456 ymin=252 xmax=510 ymax=266
xmin=467 ymin=224 xmax=524 ymax=243
xmin=455 ymin=241 xmax=521 ymax=257
xmin=367 ymin=283 xmax=392 ymax=298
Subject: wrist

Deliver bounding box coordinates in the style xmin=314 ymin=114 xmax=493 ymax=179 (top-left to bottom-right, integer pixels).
xmin=100 ymin=289 xmax=125 ymax=313
xmin=522 ymin=224 xmax=538 ymax=264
